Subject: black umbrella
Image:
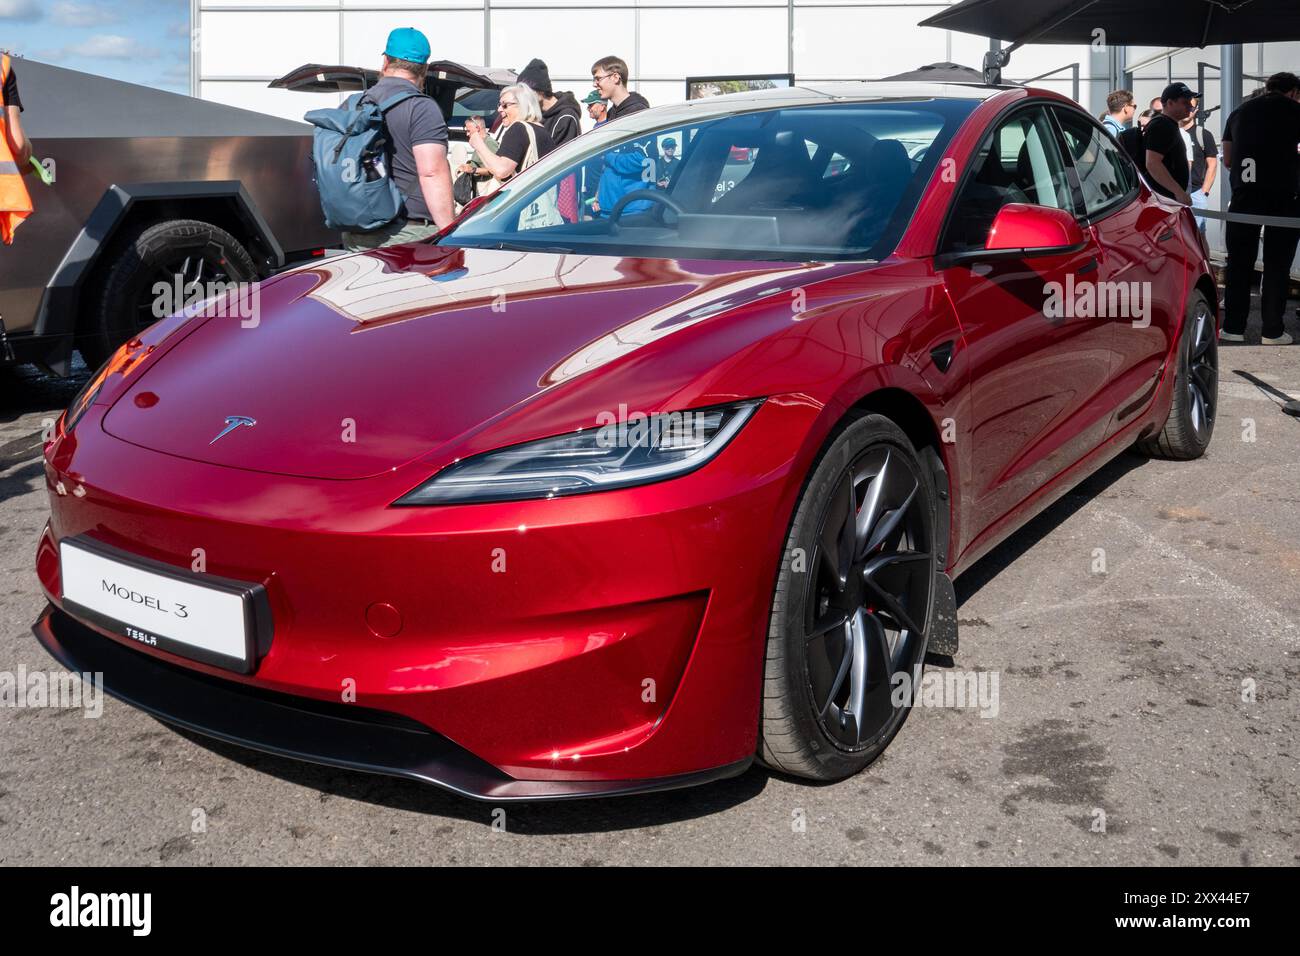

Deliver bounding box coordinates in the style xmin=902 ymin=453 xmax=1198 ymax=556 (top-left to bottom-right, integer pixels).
xmin=920 ymin=0 xmax=1300 ymax=82
xmin=880 ymin=62 xmax=992 ymax=84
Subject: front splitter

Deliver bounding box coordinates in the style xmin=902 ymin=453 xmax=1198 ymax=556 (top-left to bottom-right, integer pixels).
xmin=31 ymin=604 xmax=753 ymax=802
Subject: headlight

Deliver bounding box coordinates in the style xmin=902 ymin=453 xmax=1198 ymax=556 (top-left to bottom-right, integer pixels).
xmin=63 ymin=337 xmax=156 ymax=433
xmin=395 ymin=399 xmax=763 ymax=506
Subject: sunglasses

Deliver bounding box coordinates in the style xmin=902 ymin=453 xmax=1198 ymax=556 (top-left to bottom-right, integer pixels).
xmin=498 ymin=100 xmax=517 ymax=110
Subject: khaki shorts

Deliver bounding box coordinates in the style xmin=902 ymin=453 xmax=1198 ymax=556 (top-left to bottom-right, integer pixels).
xmin=342 ymin=219 xmax=440 ymax=252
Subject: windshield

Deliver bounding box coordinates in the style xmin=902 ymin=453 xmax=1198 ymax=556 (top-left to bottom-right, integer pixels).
xmin=441 ymin=98 xmax=976 ymax=262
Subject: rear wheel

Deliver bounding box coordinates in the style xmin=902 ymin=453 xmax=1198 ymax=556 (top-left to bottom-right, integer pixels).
xmin=759 ymin=413 xmax=937 ymax=781
xmin=80 ymin=219 xmax=258 ymax=368
xmin=1137 ymin=290 xmax=1217 ymax=460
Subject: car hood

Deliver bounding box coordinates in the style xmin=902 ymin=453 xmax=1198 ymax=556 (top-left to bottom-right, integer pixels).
xmin=102 ymin=244 xmax=841 ymax=480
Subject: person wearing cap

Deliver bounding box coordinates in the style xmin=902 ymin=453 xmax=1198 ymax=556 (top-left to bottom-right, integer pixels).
xmin=583 ymin=89 xmax=609 ymax=129
xmin=1142 ymin=82 xmax=1196 ymax=206
xmin=1220 ymin=71 xmax=1300 ymax=345
xmin=341 ymin=27 xmax=454 ymax=251
xmin=517 ymin=59 xmax=582 ymax=147
xmin=656 ymin=137 xmax=678 ymax=188
xmin=578 ymin=91 xmax=609 ymax=213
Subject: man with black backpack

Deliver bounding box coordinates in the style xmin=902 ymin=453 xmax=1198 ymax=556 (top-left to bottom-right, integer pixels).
xmin=309 ymin=28 xmax=455 ymax=251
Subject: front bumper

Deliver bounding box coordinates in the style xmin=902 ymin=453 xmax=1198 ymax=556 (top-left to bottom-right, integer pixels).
xmin=37 ymin=396 xmax=823 ymax=790
xmin=32 ymin=604 xmax=751 ymax=801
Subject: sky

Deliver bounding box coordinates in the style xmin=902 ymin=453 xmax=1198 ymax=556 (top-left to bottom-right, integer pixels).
xmin=0 ymin=0 xmax=189 ymax=93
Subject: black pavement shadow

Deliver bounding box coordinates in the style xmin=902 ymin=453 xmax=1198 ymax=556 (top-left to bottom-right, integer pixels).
xmin=0 ymin=458 xmax=46 ymax=506
xmin=954 ymin=449 xmax=1149 ymax=608
xmin=1232 ymin=369 xmax=1300 ymax=419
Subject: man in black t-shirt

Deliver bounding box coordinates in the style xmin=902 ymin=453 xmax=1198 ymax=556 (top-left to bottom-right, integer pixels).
xmin=1143 ymin=82 xmax=1196 ymax=205
xmin=1220 ymin=71 xmax=1300 ymax=344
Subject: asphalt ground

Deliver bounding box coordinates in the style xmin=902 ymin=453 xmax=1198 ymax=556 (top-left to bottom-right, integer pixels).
xmin=1 ymin=305 xmax=1298 ymax=866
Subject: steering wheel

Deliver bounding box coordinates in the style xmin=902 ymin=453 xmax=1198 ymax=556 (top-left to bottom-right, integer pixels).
xmin=607 ymin=189 xmax=685 ymax=233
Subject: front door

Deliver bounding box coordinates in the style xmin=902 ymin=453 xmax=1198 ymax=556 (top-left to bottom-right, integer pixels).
xmin=938 ymin=105 xmax=1114 ymax=543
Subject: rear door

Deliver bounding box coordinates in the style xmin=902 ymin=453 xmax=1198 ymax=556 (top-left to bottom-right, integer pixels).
xmin=1052 ymin=105 xmax=1185 ymax=437
xmin=937 ymin=104 xmax=1113 ymax=540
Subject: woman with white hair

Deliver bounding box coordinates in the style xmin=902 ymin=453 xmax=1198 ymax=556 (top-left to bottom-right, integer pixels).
xmin=465 ymin=83 xmax=556 ymax=182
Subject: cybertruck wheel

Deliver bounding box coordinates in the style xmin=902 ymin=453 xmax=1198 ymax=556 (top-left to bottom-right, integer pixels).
xmin=80 ymin=219 xmax=258 ymax=369
xmin=759 ymin=413 xmax=937 ymax=781
xmin=1137 ymin=290 xmax=1217 ymax=460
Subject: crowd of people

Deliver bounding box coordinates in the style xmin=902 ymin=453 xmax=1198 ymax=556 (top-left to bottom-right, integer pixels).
xmin=328 ymin=28 xmax=668 ymax=252
xmin=9 ymin=25 xmax=1299 ymax=344
xmin=1098 ymin=73 xmax=1300 ymax=345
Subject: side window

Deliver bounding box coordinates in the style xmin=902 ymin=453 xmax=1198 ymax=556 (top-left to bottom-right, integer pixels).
xmin=943 ymin=107 xmax=1073 ymax=252
xmin=1054 ymin=108 xmax=1137 ymax=218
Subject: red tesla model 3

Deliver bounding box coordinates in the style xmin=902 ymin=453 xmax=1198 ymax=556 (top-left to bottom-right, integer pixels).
xmin=33 ymin=82 xmax=1218 ymax=800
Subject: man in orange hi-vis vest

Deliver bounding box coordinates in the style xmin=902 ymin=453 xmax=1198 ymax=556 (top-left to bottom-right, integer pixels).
xmin=1 ymin=52 xmax=34 ymax=244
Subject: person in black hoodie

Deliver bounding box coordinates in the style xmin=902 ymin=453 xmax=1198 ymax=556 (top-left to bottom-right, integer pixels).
xmin=591 ymin=55 xmax=649 ymax=122
xmin=517 ymin=58 xmax=582 ymax=147
xmin=587 ymin=56 xmax=653 ymax=219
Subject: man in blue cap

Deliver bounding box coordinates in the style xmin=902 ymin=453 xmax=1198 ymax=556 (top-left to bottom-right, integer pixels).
xmin=341 ymin=27 xmax=455 ymax=250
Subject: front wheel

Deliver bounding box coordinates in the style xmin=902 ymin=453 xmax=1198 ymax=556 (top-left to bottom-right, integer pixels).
xmin=1137 ymin=290 xmax=1217 ymax=460
xmin=759 ymin=413 xmax=938 ymax=781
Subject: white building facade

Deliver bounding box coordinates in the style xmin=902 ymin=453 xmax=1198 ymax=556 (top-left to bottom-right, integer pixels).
xmin=190 ymin=0 xmax=1118 ymax=123
xmin=192 ymin=1 xmax=1300 ymax=256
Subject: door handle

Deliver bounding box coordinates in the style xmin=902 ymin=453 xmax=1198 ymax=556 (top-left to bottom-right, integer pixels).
xmin=1076 ymin=257 xmax=1098 ymax=275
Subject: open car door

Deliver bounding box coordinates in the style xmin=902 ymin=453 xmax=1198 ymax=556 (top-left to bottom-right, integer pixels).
xmin=270 ymin=62 xmax=517 ymax=140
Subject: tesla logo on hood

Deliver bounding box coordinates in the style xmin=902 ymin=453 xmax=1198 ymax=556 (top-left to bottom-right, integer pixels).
xmin=209 ymin=415 xmax=257 ymax=445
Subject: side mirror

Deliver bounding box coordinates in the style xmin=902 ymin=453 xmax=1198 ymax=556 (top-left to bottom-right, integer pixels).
xmin=985 ymin=203 xmax=1086 ymax=253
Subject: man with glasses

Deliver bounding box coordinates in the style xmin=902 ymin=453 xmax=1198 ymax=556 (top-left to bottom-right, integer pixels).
xmin=1101 ymin=89 xmax=1135 ymax=138
xmin=590 ymin=56 xmax=649 ymax=123
xmin=588 ymin=57 xmax=653 ymax=220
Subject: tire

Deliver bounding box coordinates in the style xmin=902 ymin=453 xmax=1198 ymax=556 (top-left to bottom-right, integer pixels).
xmin=759 ymin=412 xmax=938 ymax=781
xmin=79 ymin=219 xmax=258 ymax=369
xmin=1137 ymin=290 xmax=1217 ymax=460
